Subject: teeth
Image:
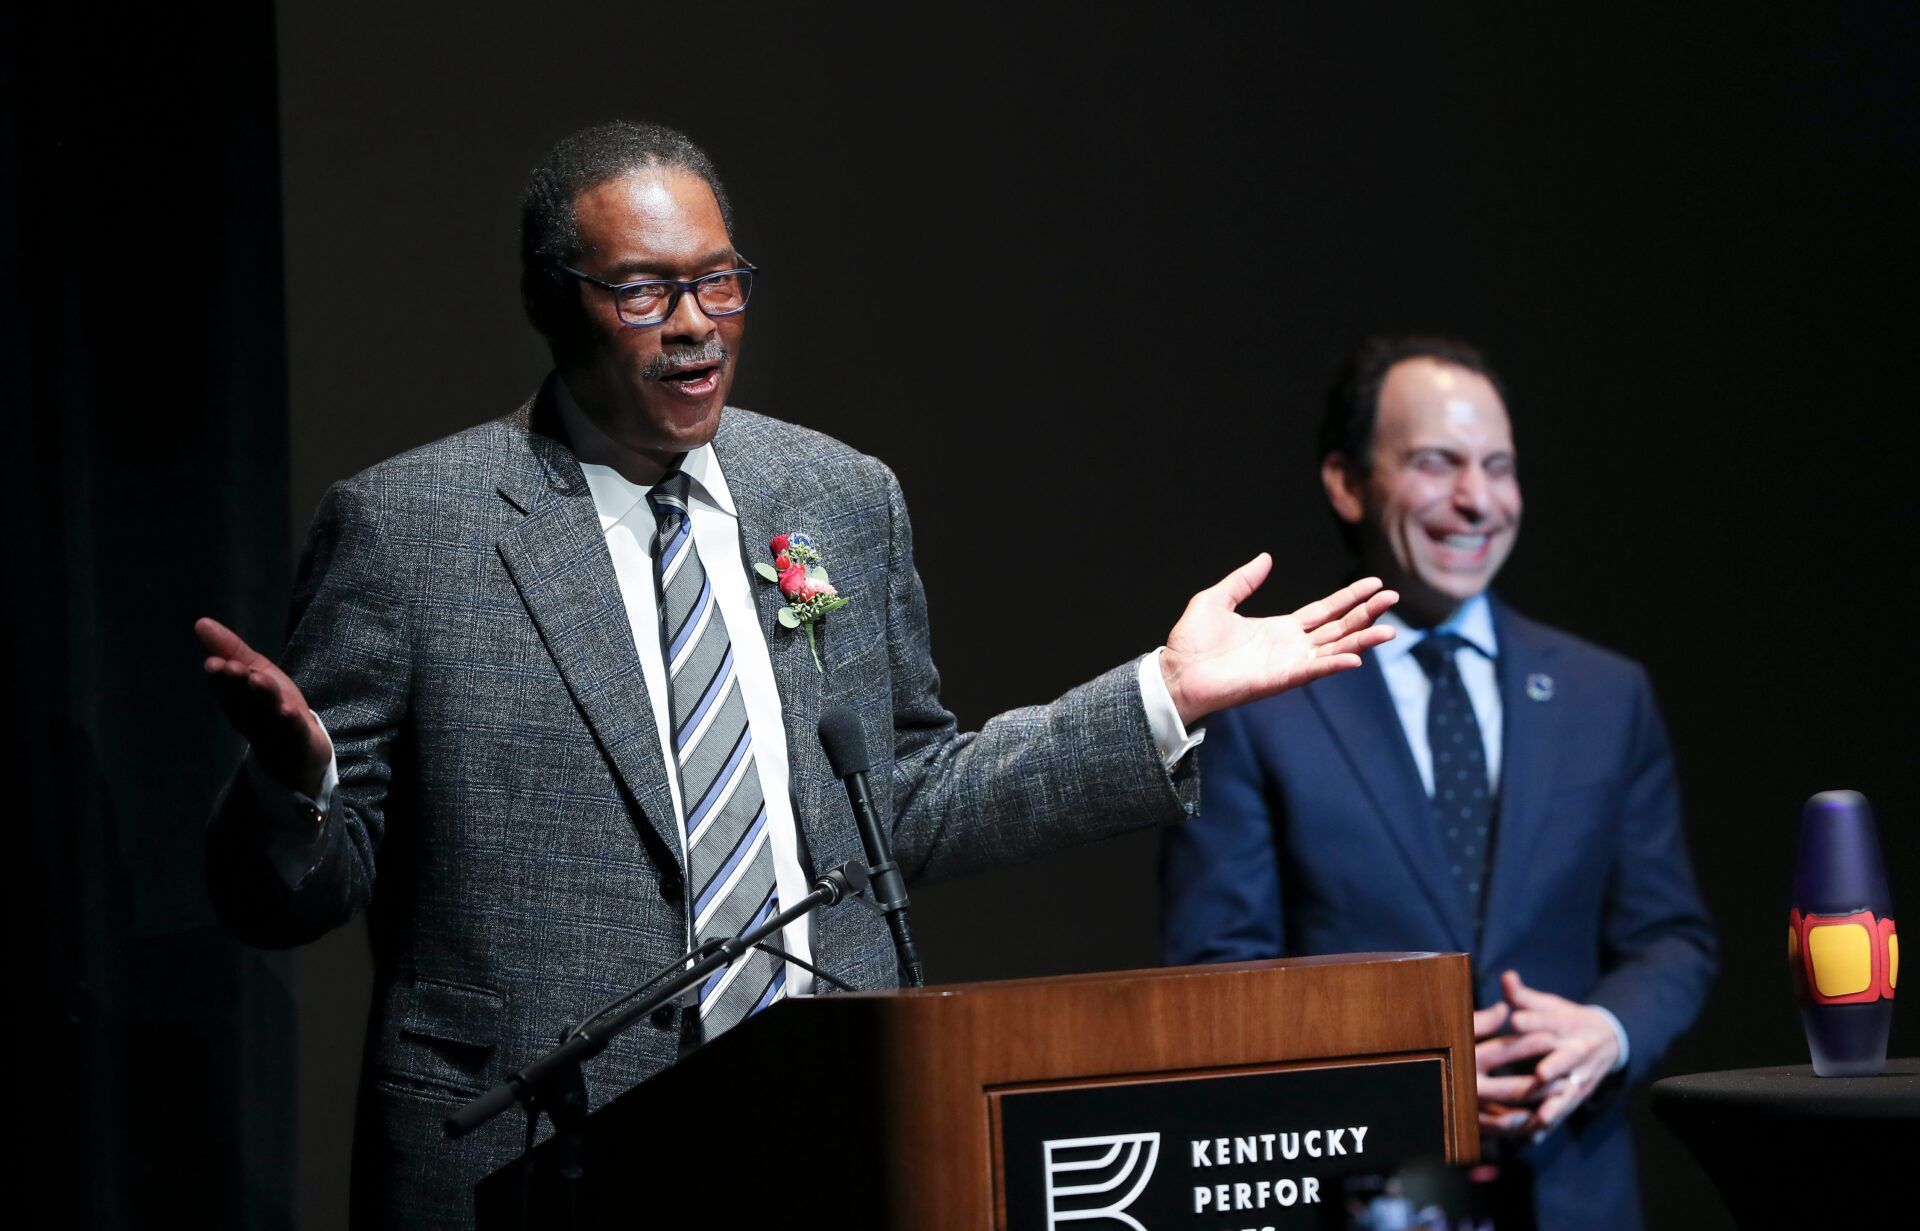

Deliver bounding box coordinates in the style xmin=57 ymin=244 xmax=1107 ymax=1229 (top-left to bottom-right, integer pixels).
xmin=1444 ymin=535 xmax=1487 ymax=550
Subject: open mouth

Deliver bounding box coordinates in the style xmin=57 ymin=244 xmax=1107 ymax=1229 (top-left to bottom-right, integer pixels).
xmin=1425 ymin=528 xmax=1494 ymax=564
xmin=656 ymin=363 xmax=722 ymax=397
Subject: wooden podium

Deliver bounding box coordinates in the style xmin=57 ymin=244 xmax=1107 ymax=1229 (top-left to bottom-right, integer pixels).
xmin=477 ymin=952 xmax=1477 ymax=1229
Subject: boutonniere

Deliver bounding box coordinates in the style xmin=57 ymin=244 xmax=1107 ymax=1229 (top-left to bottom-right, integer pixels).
xmin=754 ymin=532 xmax=849 ymax=671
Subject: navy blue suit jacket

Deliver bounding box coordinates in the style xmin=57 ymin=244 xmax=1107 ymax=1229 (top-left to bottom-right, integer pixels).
xmin=1161 ymin=598 xmax=1715 ymax=1231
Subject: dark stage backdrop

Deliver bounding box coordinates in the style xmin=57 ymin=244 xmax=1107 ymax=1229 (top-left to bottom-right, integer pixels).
xmin=274 ymin=4 xmax=1919 ymax=1228
xmin=8 ymin=4 xmax=296 ymax=1226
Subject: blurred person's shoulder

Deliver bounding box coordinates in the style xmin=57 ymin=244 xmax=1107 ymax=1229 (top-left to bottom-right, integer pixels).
xmin=1493 ymin=597 xmax=1657 ymax=698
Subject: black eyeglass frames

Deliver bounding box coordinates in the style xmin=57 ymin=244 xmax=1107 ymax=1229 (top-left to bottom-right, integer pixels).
xmin=558 ymin=260 xmax=758 ymax=328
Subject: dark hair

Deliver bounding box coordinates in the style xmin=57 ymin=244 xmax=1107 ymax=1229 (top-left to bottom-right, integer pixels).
xmin=519 ymin=120 xmax=735 ymax=341
xmin=1318 ymin=333 xmax=1508 ymax=472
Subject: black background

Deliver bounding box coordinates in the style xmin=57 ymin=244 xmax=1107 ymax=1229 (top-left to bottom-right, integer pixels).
xmin=8 ymin=4 xmax=295 ymax=1225
xmin=266 ymin=3 xmax=1920 ymax=1228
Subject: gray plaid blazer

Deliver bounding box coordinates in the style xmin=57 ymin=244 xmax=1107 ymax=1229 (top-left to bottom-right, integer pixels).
xmin=206 ymin=383 xmax=1199 ymax=1228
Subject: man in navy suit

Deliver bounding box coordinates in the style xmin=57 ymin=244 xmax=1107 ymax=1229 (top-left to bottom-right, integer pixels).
xmin=1161 ymin=335 xmax=1715 ymax=1231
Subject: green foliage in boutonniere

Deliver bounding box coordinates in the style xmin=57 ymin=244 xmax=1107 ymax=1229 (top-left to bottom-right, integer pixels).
xmin=753 ymin=532 xmax=849 ymax=672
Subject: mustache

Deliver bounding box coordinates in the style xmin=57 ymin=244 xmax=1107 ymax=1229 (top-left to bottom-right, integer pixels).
xmin=641 ymin=340 xmax=730 ymax=381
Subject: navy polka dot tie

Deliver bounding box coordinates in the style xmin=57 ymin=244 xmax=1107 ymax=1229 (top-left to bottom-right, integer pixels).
xmin=1411 ymin=632 xmax=1496 ymax=926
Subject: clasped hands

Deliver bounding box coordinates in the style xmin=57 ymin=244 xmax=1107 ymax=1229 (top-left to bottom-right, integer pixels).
xmin=1474 ymin=970 xmax=1621 ymax=1143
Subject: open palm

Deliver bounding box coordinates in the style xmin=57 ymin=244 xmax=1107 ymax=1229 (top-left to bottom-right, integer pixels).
xmin=1160 ymin=554 xmax=1397 ymax=727
xmin=195 ymin=616 xmax=332 ymax=797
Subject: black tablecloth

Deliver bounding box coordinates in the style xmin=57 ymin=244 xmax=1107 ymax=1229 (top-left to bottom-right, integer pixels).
xmin=1652 ymin=1060 xmax=1920 ymax=1227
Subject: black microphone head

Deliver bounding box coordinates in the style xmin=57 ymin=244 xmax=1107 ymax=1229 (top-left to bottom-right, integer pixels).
xmin=818 ymin=705 xmax=870 ymax=778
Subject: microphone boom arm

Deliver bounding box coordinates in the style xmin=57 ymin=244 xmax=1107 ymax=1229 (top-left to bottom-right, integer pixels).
xmin=445 ymin=859 xmax=868 ymax=1140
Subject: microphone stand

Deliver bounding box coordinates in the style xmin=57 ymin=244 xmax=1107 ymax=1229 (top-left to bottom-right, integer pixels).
xmin=840 ymin=769 xmax=924 ymax=988
xmin=446 ymin=859 xmax=869 ymax=1229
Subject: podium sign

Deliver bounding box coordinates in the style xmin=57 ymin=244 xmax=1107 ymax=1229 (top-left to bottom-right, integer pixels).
xmin=996 ymin=1058 xmax=1446 ymax=1229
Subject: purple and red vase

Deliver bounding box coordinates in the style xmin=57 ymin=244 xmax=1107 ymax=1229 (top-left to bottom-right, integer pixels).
xmin=1788 ymin=790 xmax=1897 ymax=1076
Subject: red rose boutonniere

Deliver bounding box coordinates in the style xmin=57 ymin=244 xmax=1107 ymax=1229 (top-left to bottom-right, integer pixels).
xmin=754 ymin=532 xmax=849 ymax=671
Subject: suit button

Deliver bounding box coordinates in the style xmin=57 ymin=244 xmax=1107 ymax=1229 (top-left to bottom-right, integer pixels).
xmin=659 ymin=872 xmax=683 ymax=902
xmin=649 ymin=1006 xmax=676 ymax=1030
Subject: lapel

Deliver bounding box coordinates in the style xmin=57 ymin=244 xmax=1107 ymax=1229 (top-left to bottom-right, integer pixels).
xmin=1307 ymin=652 xmax=1474 ymax=950
xmin=1479 ymin=598 xmax=1563 ymax=960
xmin=708 ymin=412 xmax=834 ymax=873
xmin=492 ymin=384 xmax=683 ymax=873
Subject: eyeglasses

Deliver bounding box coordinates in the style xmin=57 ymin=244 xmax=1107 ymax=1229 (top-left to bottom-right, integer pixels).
xmin=558 ymin=260 xmax=758 ymax=328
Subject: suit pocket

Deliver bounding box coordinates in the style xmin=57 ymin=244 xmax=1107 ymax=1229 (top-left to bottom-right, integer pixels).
xmin=371 ymin=1069 xmax=493 ymax=1105
xmin=376 ymin=975 xmax=509 ymax=1097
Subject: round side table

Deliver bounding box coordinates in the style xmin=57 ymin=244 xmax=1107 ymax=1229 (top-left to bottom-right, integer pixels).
xmin=1651 ymin=1060 xmax=1920 ymax=1227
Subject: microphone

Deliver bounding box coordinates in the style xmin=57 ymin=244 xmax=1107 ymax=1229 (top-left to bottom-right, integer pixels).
xmin=819 ymin=705 xmax=925 ymax=987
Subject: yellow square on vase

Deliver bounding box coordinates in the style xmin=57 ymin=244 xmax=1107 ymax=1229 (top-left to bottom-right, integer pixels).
xmin=1808 ymin=923 xmax=1873 ymax=998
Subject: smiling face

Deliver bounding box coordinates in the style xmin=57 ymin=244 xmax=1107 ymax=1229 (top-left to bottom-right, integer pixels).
xmin=1323 ymin=356 xmax=1522 ymax=624
xmin=553 ymin=168 xmax=746 ymax=473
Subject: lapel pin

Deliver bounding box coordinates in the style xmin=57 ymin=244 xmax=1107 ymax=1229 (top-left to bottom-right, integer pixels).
xmin=1526 ymin=673 xmax=1554 ymax=702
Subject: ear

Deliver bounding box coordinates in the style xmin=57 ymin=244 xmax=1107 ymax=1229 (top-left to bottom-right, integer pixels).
xmin=1321 ymin=453 xmax=1367 ymax=525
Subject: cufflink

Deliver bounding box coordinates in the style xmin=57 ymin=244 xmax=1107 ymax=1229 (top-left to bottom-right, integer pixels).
xmin=1526 ymin=673 xmax=1554 ymax=702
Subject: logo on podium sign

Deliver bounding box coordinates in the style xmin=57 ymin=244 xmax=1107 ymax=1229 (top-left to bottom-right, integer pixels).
xmin=1042 ymin=1132 xmax=1161 ymax=1230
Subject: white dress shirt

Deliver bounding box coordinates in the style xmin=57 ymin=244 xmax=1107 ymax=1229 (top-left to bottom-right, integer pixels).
xmin=261 ymin=379 xmax=1202 ymax=998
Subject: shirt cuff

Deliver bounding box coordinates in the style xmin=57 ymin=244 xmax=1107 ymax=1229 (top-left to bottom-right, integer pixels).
xmin=243 ymin=715 xmax=339 ymax=887
xmin=1137 ymin=648 xmax=1205 ymax=770
xmin=1591 ymin=1004 xmax=1631 ymax=1074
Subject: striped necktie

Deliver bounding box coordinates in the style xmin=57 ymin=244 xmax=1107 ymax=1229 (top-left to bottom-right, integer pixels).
xmin=648 ymin=471 xmax=785 ymax=1039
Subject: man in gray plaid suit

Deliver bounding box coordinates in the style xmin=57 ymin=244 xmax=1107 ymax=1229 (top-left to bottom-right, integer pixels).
xmin=196 ymin=122 xmax=1397 ymax=1227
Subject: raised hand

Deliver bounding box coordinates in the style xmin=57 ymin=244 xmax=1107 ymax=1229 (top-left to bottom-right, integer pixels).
xmin=195 ymin=617 xmax=331 ymax=799
xmin=1159 ymin=555 xmax=1398 ymax=727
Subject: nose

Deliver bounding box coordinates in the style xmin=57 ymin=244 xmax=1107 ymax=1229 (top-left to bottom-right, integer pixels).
xmin=1454 ymin=465 xmax=1492 ymax=520
xmin=660 ymin=284 xmax=717 ymax=343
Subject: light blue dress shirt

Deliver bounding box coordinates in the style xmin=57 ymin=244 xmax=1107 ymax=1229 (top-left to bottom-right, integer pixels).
xmin=1376 ymin=594 xmax=1502 ymax=795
